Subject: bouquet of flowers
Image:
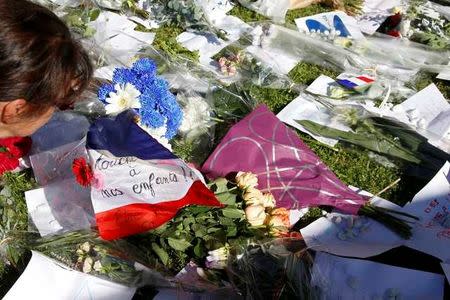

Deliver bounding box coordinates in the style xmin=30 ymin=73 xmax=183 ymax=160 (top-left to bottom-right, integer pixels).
xmin=98 ymin=58 xmax=183 ymax=150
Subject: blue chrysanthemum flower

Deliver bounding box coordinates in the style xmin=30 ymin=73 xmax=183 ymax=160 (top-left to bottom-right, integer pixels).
xmin=165 ymin=108 xmax=183 ymax=139
xmin=139 ymin=108 xmax=165 ymax=129
xmin=98 ymin=83 xmax=115 ymax=103
xmin=112 ymin=68 xmax=138 ymax=85
xmin=132 ymin=58 xmax=157 ymax=76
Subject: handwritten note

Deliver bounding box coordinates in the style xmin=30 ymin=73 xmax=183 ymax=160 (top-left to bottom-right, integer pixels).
xmin=300 ymin=190 xmax=403 ymax=258
xmin=4 ymin=251 xmax=136 ymax=300
xmin=25 ymin=177 xmax=95 ymax=236
xmin=403 ymin=161 xmax=450 ymax=261
xmin=25 ymin=188 xmax=63 ymax=236
xmin=30 ymin=140 xmax=88 ymax=186
xmin=356 ymin=0 xmax=403 ymax=35
xmin=89 ymin=150 xmax=198 ymax=213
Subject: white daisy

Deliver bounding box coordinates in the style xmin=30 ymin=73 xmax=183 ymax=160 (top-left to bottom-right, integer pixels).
xmin=105 ymin=83 xmax=141 ymax=115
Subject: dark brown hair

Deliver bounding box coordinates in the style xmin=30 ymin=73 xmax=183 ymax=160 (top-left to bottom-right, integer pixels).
xmin=0 ymin=0 xmax=93 ymax=113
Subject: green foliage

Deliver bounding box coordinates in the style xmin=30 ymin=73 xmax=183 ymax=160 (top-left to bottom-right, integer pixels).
xmin=124 ymin=178 xmax=269 ymax=274
xmin=408 ymin=71 xmax=450 ymax=100
xmin=63 ymin=7 xmax=100 ymax=37
xmin=0 ymin=171 xmax=36 ymax=296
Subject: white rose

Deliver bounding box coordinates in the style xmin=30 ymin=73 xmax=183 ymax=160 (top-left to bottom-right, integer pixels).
xmin=236 ymin=172 xmax=258 ymax=190
xmin=245 ymin=205 xmax=267 ymax=226
xmin=261 ymin=193 xmax=275 ymax=208
xmin=243 ymin=188 xmax=264 ymax=206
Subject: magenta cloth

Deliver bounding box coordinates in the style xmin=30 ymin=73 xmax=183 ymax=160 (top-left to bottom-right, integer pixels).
xmin=202 ymin=105 xmax=366 ymax=214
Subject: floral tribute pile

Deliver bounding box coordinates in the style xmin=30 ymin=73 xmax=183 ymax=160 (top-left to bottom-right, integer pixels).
xmin=1 ymin=0 xmax=450 ymax=299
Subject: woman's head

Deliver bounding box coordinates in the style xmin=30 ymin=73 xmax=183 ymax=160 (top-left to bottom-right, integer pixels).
xmin=0 ymin=0 xmax=93 ymax=137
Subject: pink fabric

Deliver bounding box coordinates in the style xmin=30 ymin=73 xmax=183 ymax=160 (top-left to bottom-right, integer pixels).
xmin=202 ymin=105 xmax=366 ymax=214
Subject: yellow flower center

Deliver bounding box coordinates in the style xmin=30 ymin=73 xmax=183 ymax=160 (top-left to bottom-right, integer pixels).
xmin=117 ymin=97 xmax=128 ymax=108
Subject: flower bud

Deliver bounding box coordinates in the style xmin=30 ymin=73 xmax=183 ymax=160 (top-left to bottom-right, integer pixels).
xmin=82 ymin=257 xmax=93 ymax=273
xmin=93 ymin=260 xmax=103 ymax=272
xmin=79 ymin=242 xmax=91 ymax=253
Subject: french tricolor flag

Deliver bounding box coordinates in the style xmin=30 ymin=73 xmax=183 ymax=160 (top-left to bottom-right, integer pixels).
xmin=336 ymin=74 xmax=375 ymax=93
xmin=86 ymin=111 xmax=222 ymax=240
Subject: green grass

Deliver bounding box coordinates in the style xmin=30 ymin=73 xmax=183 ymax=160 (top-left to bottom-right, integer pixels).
xmin=228 ymin=5 xmax=267 ymax=23
xmin=288 ymin=62 xmax=340 ymax=85
xmin=151 ymin=25 xmax=200 ymax=62
xmin=286 ymin=4 xmax=332 ymax=26
xmin=409 ymin=71 xmax=450 ymax=100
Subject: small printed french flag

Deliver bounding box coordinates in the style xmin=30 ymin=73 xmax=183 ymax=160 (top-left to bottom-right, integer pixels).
xmin=86 ymin=111 xmax=222 ymax=240
xmin=336 ymin=74 xmax=375 ymax=93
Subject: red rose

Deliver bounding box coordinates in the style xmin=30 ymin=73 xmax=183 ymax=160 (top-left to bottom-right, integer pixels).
xmin=72 ymin=157 xmax=94 ymax=187
xmin=0 ymin=137 xmax=32 ymax=175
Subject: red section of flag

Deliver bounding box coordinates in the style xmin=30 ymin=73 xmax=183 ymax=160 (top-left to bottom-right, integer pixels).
xmin=356 ymin=76 xmax=374 ymax=83
xmin=96 ymin=181 xmax=223 ymax=240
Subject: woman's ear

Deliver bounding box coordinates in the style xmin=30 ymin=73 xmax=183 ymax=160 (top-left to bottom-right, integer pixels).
xmin=0 ymin=99 xmax=28 ymax=124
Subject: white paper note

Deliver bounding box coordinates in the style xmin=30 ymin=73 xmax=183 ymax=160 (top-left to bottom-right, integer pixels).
xmin=295 ymin=11 xmax=365 ymax=40
xmin=356 ymin=0 xmax=403 ymax=34
xmin=4 ymin=251 xmax=136 ymax=300
xmin=403 ymin=161 xmax=450 ymax=262
xmin=25 ymin=178 xmax=95 ymax=236
xmin=397 ymin=84 xmax=450 ymax=129
xmin=300 ymin=190 xmax=404 ymax=258
xmin=25 ymin=188 xmax=63 ymax=236
xmin=311 ymin=252 xmax=445 ymax=300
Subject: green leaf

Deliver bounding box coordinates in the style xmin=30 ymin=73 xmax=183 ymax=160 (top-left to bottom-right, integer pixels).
xmin=219 ymin=217 xmax=235 ymax=226
xmin=222 ymin=207 xmax=245 ymax=219
xmin=182 ymin=217 xmax=195 ymax=228
xmin=89 ymin=9 xmax=100 ymax=21
xmin=212 ymin=177 xmax=229 ymax=193
xmin=186 ymin=206 xmax=212 ymax=215
xmin=207 ymin=227 xmax=221 ymax=234
xmin=193 ymin=239 xmax=204 ymax=258
xmin=226 ymin=226 xmax=237 ymax=237
xmin=217 ymin=193 xmax=236 ymax=205
xmin=167 ymin=237 xmax=191 ymax=251
xmin=151 ymin=243 xmax=169 ymax=266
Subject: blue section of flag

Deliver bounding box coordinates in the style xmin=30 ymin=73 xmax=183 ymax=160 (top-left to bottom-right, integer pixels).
xmin=333 ymin=15 xmax=350 ymax=37
xmin=87 ymin=110 xmax=177 ymax=160
xmin=337 ymin=79 xmax=357 ymax=89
